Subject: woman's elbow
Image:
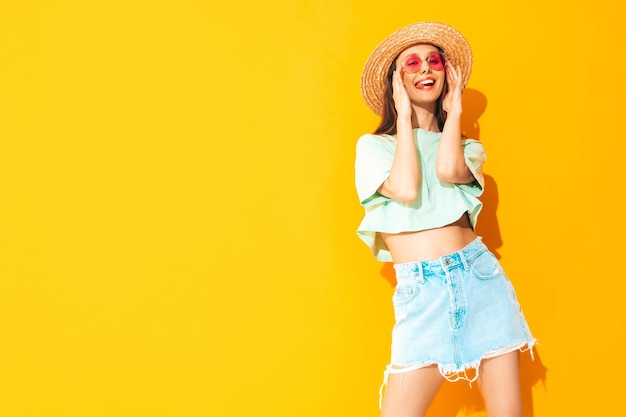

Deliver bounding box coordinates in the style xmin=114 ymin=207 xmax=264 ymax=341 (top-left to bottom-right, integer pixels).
xmin=393 ymin=188 xmax=419 ymax=202
xmin=436 ymin=165 xmax=470 ymax=184
xmin=380 ymin=179 xmax=419 ymax=202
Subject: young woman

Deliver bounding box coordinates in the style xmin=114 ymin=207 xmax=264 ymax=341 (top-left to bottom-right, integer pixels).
xmin=355 ymin=22 xmax=536 ymax=417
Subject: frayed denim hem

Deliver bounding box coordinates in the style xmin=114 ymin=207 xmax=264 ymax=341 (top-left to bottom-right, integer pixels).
xmin=378 ymin=341 xmax=536 ymax=410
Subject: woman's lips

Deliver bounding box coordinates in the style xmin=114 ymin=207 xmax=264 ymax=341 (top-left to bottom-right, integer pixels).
xmin=415 ymin=79 xmax=435 ymax=90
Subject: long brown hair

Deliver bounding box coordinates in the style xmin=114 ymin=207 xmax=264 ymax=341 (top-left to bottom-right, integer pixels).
xmin=373 ymin=47 xmax=449 ymax=135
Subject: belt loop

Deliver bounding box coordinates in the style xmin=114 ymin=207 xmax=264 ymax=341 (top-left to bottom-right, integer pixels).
xmin=459 ymin=249 xmax=469 ymax=270
xmin=413 ymin=262 xmax=425 ymax=283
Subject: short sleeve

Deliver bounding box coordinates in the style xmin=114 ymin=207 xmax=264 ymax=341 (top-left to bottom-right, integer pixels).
xmin=355 ymin=134 xmax=394 ymax=207
xmin=460 ymin=138 xmax=487 ymax=196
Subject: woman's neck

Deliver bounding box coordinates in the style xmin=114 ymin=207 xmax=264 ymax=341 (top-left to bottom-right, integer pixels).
xmin=411 ymin=106 xmax=439 ymax=132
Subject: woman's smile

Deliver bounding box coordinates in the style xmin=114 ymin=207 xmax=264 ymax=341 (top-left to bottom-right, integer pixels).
xmin=414 ymin=77 xmax=436 ymax=91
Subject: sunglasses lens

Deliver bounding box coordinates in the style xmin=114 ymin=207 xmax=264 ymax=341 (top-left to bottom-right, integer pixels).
xmin=403 ymin=55 xmax=422 ymax=73
xmin=428 ymin=53 xmax=444 ymax=71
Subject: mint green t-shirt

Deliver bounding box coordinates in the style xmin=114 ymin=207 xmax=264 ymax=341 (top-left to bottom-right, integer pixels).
xmin=355 ymin=128 xmax=487 ymax=262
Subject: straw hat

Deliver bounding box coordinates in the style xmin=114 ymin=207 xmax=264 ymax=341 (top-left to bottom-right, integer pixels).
xmin=361 ymin=21 xmax=473 ymax=116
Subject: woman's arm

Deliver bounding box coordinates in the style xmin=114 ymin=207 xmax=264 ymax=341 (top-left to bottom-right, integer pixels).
xmin=377 ymin=69 xmax=421 ymax=202
xmin=436 ymin=64 xmax=475 ymax=184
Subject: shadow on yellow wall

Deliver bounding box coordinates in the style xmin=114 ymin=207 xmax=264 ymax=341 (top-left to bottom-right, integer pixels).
xmin=376 ymin=88 xmax=548 ymax=416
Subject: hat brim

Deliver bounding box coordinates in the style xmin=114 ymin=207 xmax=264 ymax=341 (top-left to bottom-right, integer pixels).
xmin=360 ymin=22 xmax=473 ymax=116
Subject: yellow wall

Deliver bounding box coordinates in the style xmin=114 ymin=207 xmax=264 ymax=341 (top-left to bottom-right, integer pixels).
xmin=1 ymin=1 xmax=623 ymax=416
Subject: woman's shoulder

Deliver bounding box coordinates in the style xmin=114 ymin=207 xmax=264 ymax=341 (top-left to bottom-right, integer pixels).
xmin=461 ymin=136 xmax=484 ymax=149
xmin=357 ymin=132 xmax=396 ymax=148
xmin=359 ymin=132 xmax=396 ymax=141
xmin=461 ymin=135 xmax=480 ymax=143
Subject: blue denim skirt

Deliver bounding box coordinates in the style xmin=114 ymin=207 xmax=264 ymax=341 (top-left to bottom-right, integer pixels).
xmin=385 ymin=237 xmax=536 ymax=384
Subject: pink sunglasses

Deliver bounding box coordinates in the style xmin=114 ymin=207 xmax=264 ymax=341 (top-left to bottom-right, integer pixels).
xmin=401 ymin=52 xmax=446 ymax=73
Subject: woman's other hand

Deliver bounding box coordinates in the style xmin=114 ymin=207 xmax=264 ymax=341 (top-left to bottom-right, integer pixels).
xmin=392 ymin=68 xmax=412 ymax=120
xmin=442 ymin=62 xmax=463 ymax=115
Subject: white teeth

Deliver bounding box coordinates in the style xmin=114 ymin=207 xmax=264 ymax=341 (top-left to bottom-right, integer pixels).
xmin=418 ymin=79 xmax=434 ymax=86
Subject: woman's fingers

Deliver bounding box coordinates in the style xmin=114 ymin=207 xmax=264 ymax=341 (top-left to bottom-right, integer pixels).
xmin=446 ymin=64 xmax=464 ymax=89
xmin=392 ymin=69 xmax=411 ymax=116
xmin=443 ymin=64 xmax=463 ymax=113
xmin=393 ymin=69 xmax=405 ymax=92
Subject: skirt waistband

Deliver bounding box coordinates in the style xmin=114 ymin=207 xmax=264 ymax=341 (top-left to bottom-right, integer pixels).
xmin=393 ymin=237 xmax=488 ymax=279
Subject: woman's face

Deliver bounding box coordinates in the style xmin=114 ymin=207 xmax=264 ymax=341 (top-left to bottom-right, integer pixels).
xmin=395 ymin=44 xmax=446 ymax=106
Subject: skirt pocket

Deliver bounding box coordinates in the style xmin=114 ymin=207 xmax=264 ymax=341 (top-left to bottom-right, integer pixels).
xmin=469 ymin=250 xmax=506 ymax=280
xmin=391 ymin=280 xmax=420 ymax=320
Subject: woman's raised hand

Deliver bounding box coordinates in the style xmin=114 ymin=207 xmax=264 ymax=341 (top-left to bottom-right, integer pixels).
xmin=392 ymin=69 xmax=412 ymax=120
xmin=442 ymin=62 xmax=464 ymax=115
